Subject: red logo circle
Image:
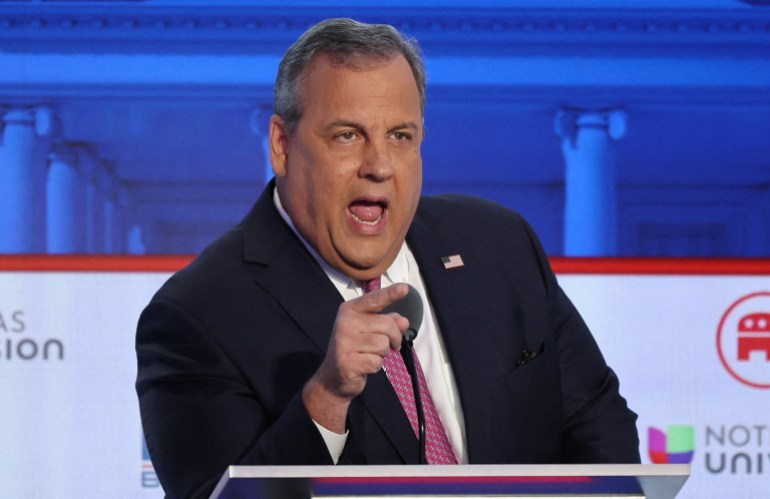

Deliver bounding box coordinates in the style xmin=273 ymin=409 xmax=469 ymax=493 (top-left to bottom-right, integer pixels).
xmin=717 ymin=291 xmax=770 ymax=389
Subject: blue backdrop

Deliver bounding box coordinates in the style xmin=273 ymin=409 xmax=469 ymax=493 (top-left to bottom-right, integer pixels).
xmin=1 ymin=1 xmax=769 ymax=256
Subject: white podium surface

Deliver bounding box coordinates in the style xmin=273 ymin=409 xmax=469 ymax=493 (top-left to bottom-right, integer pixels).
xmin=210 ymin=464 xmax=689 ymax=499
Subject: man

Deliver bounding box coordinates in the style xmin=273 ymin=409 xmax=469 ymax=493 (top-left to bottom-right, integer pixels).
xmin=136 ymin=18 xmax=639 ymax=499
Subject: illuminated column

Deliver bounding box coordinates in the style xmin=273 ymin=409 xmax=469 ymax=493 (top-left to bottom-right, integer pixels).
xmin=127 ymin=223 xmax=146 ymax=255
xmin=0 ymin=108 xmax=54 ymax=252
xmin=555 ymin=109 xmax=627 ymax=256
xmin=81 ymin=151 xmax=108 ymax=253
xmin=104 ymin=189 xmax=118 ymax=254
xmin=102 ymin=182 xmax=143 ymax=254
xmin=104 ymin=181 xmax=125 ymax=254
xmin=118 ymin=187 xmax=146 ymax=255
xmin=250 ymin=104 xmax=274 ymax=186
xmin=47 ymin=145 xmax=87 ymax=253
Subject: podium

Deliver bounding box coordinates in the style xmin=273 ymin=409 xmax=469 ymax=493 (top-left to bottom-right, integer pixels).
xmin=210 ymin=464 xmax=689 ymax=498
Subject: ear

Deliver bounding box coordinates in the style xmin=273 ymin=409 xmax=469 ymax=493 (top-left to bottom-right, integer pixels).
xmin=269 ymin=114 xmax=289 ymax=178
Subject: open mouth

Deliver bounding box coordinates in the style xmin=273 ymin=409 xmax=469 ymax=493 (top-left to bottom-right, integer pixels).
xmin=349 ymin=200 xmax=387 ymax=226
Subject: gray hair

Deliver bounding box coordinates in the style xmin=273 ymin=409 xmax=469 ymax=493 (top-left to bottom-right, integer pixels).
xmin=274 ymin=18 xmax=426 ymax=135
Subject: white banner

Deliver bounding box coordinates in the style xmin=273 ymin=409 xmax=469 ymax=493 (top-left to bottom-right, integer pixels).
xmin=0 ymin=271 xmax=167 ymax=498
xmin=1 ymin=261 xmax=768 ymax=497
xmin=560 ymin=274 xmax=770 ymax=499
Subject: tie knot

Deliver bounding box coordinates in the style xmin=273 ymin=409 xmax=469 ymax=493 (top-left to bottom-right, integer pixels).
xmin=361 ymin=277 xmax=381 ymax=294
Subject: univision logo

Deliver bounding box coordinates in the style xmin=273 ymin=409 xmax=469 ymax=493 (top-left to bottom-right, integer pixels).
xmin=648 ymin=425 xmax=695 ymax=464
xmin=1 ymin=309 xmax=64 ymax=361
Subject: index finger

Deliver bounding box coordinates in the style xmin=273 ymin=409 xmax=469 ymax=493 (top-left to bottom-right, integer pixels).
xmin=352 ymin=282 xmax=410 ymax=314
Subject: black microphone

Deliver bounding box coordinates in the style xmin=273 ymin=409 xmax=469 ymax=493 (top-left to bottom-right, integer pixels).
xmin=381 ymin=283 xmax=427 ymax=464
xmin=381 ymin=283 xmax=423 ymax=346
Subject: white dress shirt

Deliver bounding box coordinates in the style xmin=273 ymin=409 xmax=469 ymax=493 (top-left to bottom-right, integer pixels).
xmin=274 ymin=189 xmax=468 ymax=464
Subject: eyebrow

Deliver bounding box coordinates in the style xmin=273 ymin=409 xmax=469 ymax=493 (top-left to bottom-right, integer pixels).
xmin=324 ymin=120 xmax=420 ymax=134
xmin=324 ymin=120 xmax=365 ymax=133
xmin=387 ymin=122 xmax=420 ymax=134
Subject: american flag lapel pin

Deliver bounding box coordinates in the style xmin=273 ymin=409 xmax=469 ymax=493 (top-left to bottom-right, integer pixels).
xmin=441 ymin=254 xmax=464 ymax=269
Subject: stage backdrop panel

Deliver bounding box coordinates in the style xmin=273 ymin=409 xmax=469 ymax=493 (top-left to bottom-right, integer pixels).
xmin=559 ymin=271 xmax=769 ymax=499
xmin=1 ymin=257 xmax=768 ymax=498
xmin=0 ymin=268 xmax=167 ymax=498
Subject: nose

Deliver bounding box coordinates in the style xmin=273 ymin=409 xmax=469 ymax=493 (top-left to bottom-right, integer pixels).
xmin=359 ymin=139 xmax=394 ymax=182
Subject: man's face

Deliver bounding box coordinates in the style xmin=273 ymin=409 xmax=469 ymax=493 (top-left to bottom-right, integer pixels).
xmin=270 ymin=53 xmax=423 ymax=281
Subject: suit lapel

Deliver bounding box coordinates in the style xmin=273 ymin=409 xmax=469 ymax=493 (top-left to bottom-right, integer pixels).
xmin=242 ymin=184 xmax=342 ymax=352
xmin=242 ymin=183 xmax=418 ymax=463
xmin=406 ymin=205 xmax=514 ymax=463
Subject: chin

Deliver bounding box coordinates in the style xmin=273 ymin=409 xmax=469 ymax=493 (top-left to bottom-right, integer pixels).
xmin=343 ymin=257 xmax=387 ymax=277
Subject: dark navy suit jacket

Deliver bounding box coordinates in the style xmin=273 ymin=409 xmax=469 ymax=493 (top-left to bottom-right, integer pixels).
xmin=136 ymin=182 xmax=640 ymax=498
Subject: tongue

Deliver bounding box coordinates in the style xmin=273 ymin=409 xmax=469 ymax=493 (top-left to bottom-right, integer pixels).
xmin=349 ymin=202 xmax=383 ymax=222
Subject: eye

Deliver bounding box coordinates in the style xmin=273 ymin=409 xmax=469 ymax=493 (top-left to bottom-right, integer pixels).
xmin=335 ymin=131 xmax=359 ymax=142
xmin=391 ymin=131 xmax=413 ymax=142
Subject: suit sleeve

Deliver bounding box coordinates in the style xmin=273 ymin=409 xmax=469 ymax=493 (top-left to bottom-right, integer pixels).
xmin=522 ymin=221 xmax=641 ymax=464
xmin=136 ymin=297 xmax=333 ymax=499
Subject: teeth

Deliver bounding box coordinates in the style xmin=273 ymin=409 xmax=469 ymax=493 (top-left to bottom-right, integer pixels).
xmin=352 ymin=211 xmax=383 ymax=225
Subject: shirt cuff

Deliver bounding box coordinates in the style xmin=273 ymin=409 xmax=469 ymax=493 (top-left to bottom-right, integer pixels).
xmin=312 ymin=420 xmax=348 ymax=464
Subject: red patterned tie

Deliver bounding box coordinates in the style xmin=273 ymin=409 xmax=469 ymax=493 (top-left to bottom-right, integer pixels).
xmin=362 ymin=277 xmax=458 ymax=464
